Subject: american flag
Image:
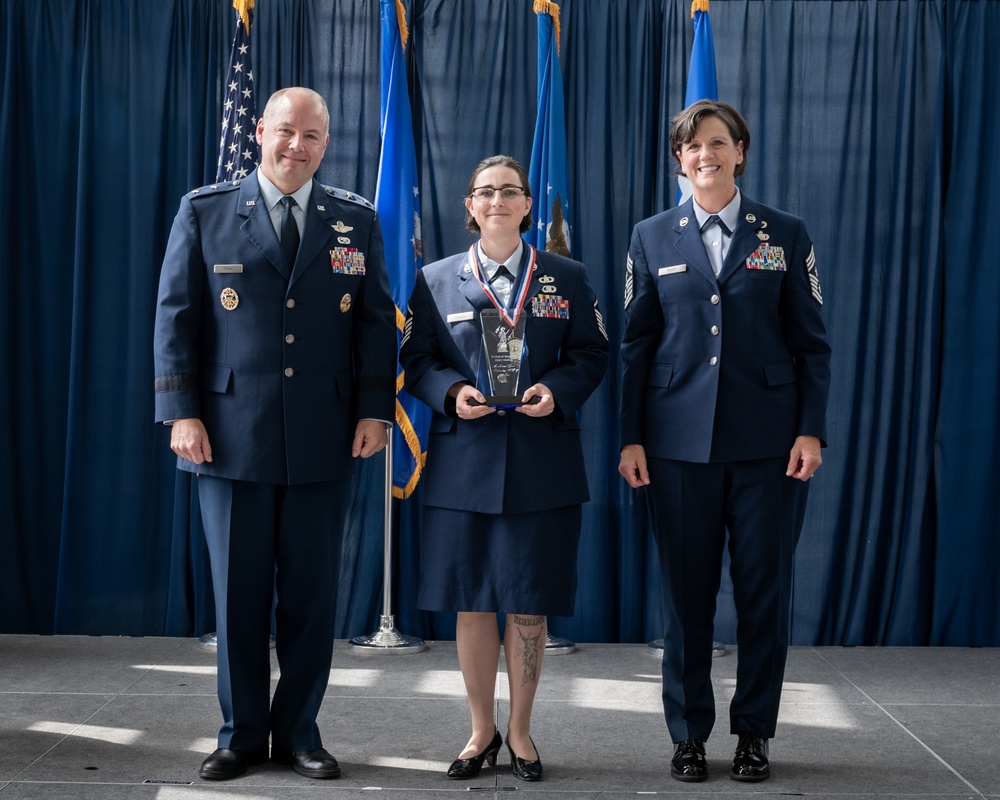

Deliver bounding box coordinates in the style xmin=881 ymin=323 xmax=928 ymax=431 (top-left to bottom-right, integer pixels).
xmin=216 ymin=0 xmax=259 ymax=183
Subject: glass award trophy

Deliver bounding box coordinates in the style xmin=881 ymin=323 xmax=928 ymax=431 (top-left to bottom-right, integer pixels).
xmin=478 ymin=308 xmax=527 ymax=407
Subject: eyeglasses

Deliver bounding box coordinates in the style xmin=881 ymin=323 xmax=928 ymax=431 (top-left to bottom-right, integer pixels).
xmin=469 ymin=185 xmax=527 ymax=203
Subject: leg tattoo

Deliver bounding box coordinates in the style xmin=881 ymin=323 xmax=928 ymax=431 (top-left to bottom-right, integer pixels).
xmin=511 ymin=615 xmax=544 ymax=686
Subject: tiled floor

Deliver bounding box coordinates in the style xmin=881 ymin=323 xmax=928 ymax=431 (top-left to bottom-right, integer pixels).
xmin=1 ymin=635 xmax=997 ymax=798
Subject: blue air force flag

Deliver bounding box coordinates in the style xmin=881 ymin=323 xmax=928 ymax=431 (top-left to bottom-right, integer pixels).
xmin=376 ymin=0 xmax=429 ymax=499
xmin=677 ymin=0 xmax=718 ymax=204
xmin=527 ymin=0 xmax=572 ymax=257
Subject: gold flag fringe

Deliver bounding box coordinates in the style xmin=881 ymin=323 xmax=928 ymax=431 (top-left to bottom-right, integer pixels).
xmin=393 ymin=394 xmax=426 ymax=499
xmin=395 ymin=0 xmax=410 ymax=51
xmin=691 ymin=0 xmax=710 ymax=19
xmin=533 ymin=0 xmax=562 ymax=57
xmin=233 ymin=0 xmax=254 ymax=33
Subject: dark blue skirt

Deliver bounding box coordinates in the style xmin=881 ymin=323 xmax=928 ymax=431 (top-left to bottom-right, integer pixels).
xmin=418 ymin=505 xmax=582 ymax=616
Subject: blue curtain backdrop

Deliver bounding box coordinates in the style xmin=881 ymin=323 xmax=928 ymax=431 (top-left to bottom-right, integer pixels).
xmin=1 ymin=0 xmax=997 ymax=646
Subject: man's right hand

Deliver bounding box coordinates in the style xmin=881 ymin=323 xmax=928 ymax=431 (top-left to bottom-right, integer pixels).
xmin=618 ymin=443 xmax=650 ymax=488
xmin=170 ymin=418 xmax=213 ymax=465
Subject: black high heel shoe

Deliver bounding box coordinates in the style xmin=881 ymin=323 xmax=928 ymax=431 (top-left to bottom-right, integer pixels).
xmin=447 ymin=729 xmax=503 ymax=779
xmin=508 ymin=737 xmax=542 ymax=781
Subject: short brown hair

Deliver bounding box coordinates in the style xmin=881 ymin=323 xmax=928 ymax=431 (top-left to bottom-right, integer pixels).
xmin=464 ymin=154 xmax=534 ymax=235
xmin=669 ymin=100 xmax=751 ymax=178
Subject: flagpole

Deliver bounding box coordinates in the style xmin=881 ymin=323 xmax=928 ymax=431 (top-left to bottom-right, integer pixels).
xmin=348 ymin=423 xmax=426 ymax=654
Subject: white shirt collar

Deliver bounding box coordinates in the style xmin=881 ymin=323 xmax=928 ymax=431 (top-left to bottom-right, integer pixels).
xmin=477 ymin=239 xmax=524 ymax=280
xmin=257 ymin=169 xmax=312 ymax=212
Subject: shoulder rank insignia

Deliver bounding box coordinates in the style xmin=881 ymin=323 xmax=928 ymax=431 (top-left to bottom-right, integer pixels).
xmin=324 ymin=185 xmax=375 ymax=210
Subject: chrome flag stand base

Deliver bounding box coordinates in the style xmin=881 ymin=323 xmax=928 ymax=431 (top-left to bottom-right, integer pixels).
xmin=349 ymin=614 xmax=425 ymax=654
xmin=348 ymin=423 xmax=425 ymax=656
xmin=648 ymin=639 xmax=727 ymax=657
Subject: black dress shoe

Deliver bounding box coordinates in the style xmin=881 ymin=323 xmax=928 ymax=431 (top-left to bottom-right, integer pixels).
xmin=199 ymin=747 xmax=268 ymax=780
xmin=447 ymin=729 xmax=503 ymax=779
xmin=271 ymin=747 xmax=341 ymax=779
xmin=730 ymin=731 xmax=770 ymax=782
xmin=670 ymin=738 xmax=708 ymax=782
xmin=508 ymin=737 xmax=542 ymax=782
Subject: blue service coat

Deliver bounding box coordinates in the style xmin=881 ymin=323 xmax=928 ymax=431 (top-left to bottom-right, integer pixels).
xmin=620 ymin=194 xmax=830 ymax=462
xmin=400 ymin=247 xmax=609 ymax=515
xmin=153 ymin=169 xmax=397 ymax=484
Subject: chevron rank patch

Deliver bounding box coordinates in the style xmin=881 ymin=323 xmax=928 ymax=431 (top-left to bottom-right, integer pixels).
xmin=806 ymin=245 xmax=823 ymax=305
xmin=624 ymin=253 xmax=634 ymax=309
xmin=594 ymin=299 xmax=608 ymax=340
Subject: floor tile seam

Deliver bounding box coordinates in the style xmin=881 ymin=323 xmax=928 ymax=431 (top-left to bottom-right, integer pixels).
xmin=322 ymin=694 xmax=472 ymax=700
xmin=112 ymin=691 xmax=218 ymax=697
xmin=812 ymin=650 xmax=988 ymax=799
xmin=879 ymin=702 xmax=1000 ymax=707
xmin=7 ymin=692 xmax=128 ymax=784
xmin=0 ymin=691 xmax=118 ymax=697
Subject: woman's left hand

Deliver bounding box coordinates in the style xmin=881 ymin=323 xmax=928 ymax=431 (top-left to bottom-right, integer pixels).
xmin=516 ymin=383 xmax=554 ymax=417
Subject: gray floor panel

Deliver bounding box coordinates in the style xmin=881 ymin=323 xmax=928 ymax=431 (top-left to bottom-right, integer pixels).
xmin=1 ymin=637 xmax=995 ymax=799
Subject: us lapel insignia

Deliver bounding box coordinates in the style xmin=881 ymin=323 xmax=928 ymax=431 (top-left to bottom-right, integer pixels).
xmin=679 ymin=216 xmax=689 ymax=227
xmin=745 ymin=213 xmax=757 ymax=223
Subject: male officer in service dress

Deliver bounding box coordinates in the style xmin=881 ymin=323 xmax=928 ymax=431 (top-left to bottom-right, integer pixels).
xmin=153 ymin=87 xmax=396 ymax=781
xmin=619 ymin=101 xmax=830 ymax=783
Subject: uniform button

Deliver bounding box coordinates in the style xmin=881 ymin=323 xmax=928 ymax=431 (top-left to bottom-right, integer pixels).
xmin=286 ymin=298 xmax=296 ymax=308
xmin=284 ymin=367 xmax=294 ymax=377
xmin=285 ymin=334 xmax=295 ymax=344
xmin=710 ymin=294 xmax=720 ymax=304
xmin=710 ymin=325 xmax=720 ymax=335
xmin=497 ymin=409 xmax=507 ymax=417
xmin=709 ymin=356 xmax=718 ymax=366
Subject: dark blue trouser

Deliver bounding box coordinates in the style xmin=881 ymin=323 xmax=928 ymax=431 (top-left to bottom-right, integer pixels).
xmin=197 ymin=475 xmax=349 ymax=752
xmin=646 ymin=456 xmax=808 ymax=742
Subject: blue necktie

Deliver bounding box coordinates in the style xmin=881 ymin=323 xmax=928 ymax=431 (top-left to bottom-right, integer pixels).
xmin=490 ymin=264 xmax=513 ymax=305
xmin=700 ymin=214 xmax=732 ymax=237
xmin=280 ymin=196 xmax=300 ymax=267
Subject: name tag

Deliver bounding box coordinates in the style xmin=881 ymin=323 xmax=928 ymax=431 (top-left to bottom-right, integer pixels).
xmin=447 ymin=311 xmax=475 ymax=323
xmin=213 ymin=264 xmax=243 ymax=274
xmin=658 ymin=264 xmax=687 ymax=276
